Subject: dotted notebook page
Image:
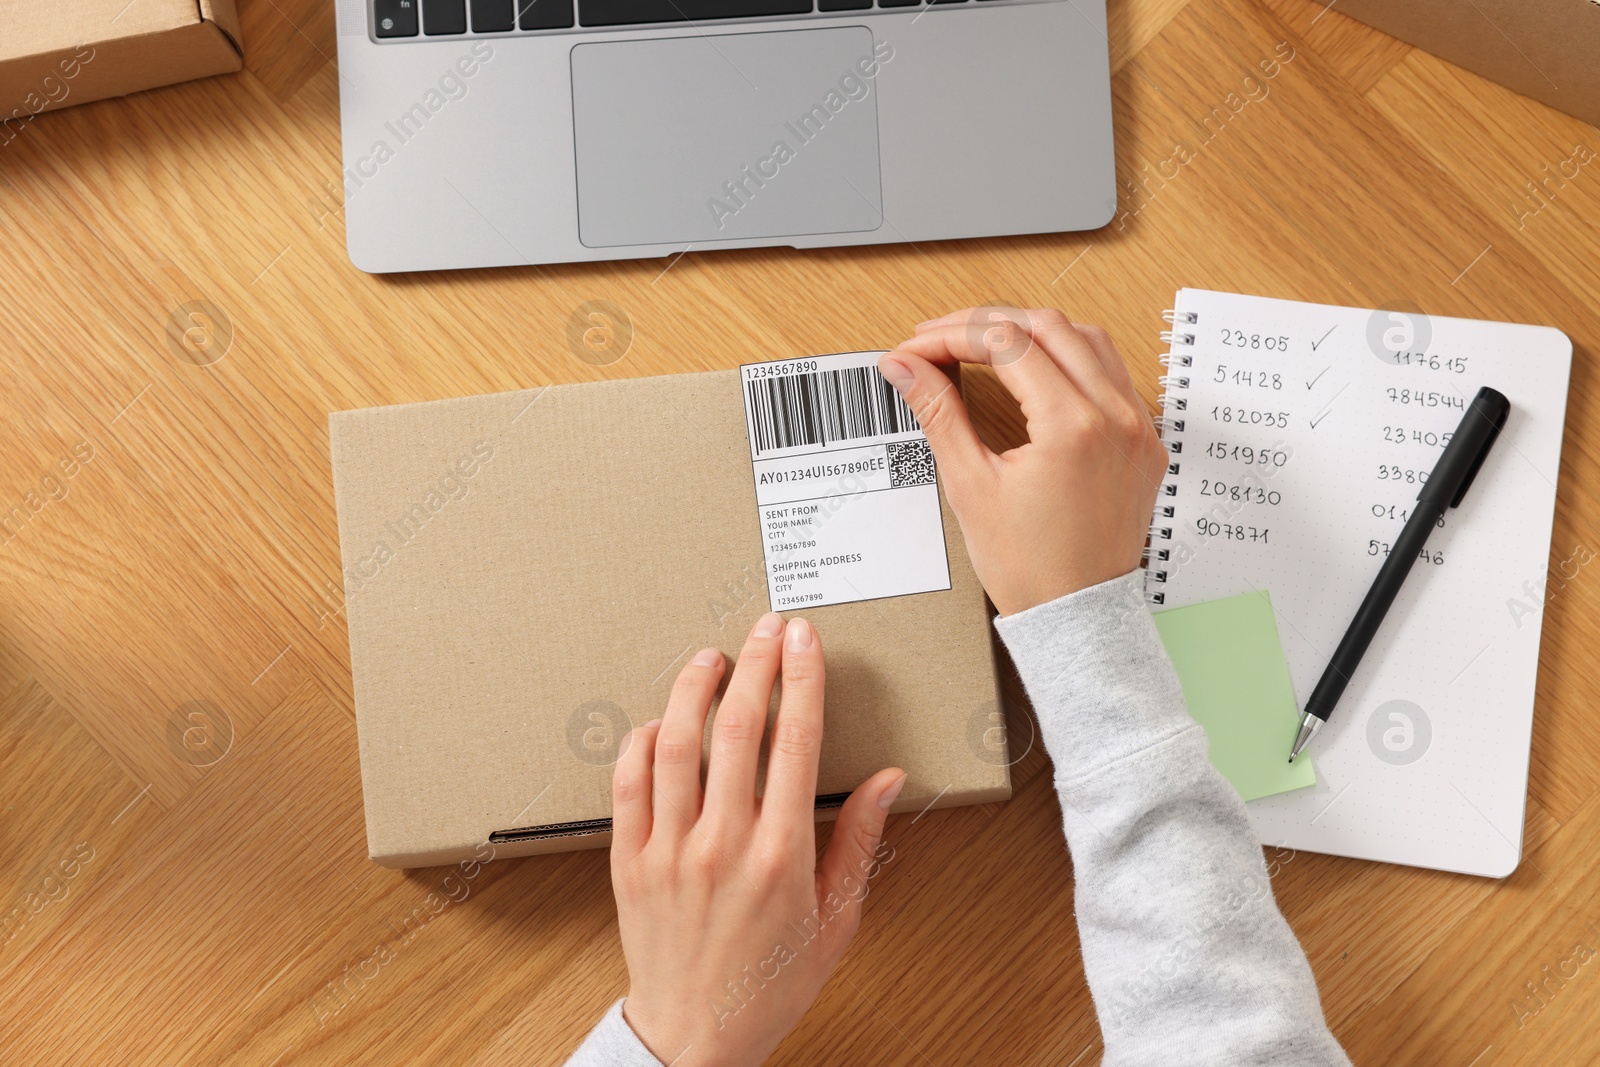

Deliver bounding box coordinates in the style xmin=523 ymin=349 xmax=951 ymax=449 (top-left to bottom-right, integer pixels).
xmin=1148 ymin=289 xmax=1572 ymax=877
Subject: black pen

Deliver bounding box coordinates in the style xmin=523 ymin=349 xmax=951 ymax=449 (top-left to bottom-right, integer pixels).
xmin=1289 ymin=386 xmax=1511 ymax=762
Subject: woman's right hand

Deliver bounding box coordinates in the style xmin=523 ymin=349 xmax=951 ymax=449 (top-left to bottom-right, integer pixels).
xmin=878 ymin=308 xmax=1168 ymax=617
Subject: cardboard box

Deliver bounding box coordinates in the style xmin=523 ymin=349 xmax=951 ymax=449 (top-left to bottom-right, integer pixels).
xmin=0 ymin=0 xmax=242 ymax=130
xmin=1338 ymin=0 xmax=1600 ymax=128
xmin=330 ymin=367 xmax=1010 ymax=869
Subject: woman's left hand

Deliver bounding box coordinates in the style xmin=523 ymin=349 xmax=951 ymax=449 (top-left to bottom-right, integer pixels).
xmin=610 ymin=612 xmax=906 ymax=1067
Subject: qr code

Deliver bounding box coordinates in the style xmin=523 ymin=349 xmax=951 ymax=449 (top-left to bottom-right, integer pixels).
xmin=888 ymin=439 xmax=937 ymax=488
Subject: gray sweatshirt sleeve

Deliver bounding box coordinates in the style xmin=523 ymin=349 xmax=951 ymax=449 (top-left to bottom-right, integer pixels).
xmin=993 ymin=570 xmax=1349 ymax=1066
xmin=566 ymin=999 xmax=662 ymax=1067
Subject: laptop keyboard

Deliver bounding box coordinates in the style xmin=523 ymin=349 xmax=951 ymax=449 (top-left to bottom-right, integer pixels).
xmin=373 ymin=0 xmax=1009 ymax=37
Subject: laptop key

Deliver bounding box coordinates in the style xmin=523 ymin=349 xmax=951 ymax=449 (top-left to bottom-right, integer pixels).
xmin=519 ymin=0 xmax=575 ymax=29
xmin=424 ymin=0 xmax=469 ymax=33
xmin=374 ymin=0 xmax=420 ymax=36
xmin=877 ymin=0 xmax=921 ymax=7
xmin=471 ymin=0 xmax=516 ymax=30
xmin=579 ymin=0 xmax=813 ymax=27
xmin=819 ymin=0 xmax=872 ymax=8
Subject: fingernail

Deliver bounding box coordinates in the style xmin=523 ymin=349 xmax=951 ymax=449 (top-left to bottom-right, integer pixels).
xmin=785 ymin=617 xmax=813 ymax=652
xmin=915 ymin=318 xmax=938 ymax=329
xmin=645 ymin=718 xmax=662 ymax=728
xmin=879 ymin=773 xmax=907 ymax=811
xmin=753 ymin=612 xmax=784 ymax=638
xmin=691 ymin=648 xmax=721 ymax=667
xmin=878 ymin=355 xmax=914 ymax=395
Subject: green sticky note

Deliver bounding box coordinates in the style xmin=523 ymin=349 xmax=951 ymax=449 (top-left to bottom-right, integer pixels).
xmin=1152 ymin=590 xmax=1317 ymax=801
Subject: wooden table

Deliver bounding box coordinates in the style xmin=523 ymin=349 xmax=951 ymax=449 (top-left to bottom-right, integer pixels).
xmin=2 ymin=0 xmax=1597 ymax=1062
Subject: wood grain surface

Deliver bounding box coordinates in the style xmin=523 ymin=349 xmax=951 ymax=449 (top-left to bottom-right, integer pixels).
xmin=2 ymin=1 xmax=1597 ymax=1063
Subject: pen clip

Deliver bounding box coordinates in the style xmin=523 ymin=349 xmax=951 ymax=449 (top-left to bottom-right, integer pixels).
xmin=1451 ymin=388 xmax=1510 ymax=508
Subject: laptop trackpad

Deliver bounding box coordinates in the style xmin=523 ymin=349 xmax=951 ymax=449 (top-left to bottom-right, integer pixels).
xmin=571 ymin=27 xmax=884 ymax=248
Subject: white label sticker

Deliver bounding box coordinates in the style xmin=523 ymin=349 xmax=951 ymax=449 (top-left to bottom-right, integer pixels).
xmin=739 ymin=351 xmax=951 ymax=611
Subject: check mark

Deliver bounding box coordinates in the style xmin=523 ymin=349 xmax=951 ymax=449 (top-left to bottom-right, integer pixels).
xmin=1306 ymin=366 xmax=1332 ymax=390
xmin=1310 ymin=383 xmax=1349 ymax=429
xmin=1311 ymin=325 xmax=1336 ymax=351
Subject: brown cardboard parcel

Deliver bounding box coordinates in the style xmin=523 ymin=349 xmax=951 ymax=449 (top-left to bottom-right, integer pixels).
xmin=331 ymin=370 xmax=1009 ymax=869
xmin=0 ymin=0 xmax=242 ymax=124
xmin=1338 ymin=0 xmax=1600 ymax=128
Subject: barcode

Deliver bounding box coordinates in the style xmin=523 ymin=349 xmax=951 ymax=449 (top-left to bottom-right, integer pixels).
xmin=745 ymin=367 xmax=919 ymax=454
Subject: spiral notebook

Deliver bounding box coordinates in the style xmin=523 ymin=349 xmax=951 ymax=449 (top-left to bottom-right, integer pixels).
xmin=1147 ymin=289 xmax=1572 ymax=877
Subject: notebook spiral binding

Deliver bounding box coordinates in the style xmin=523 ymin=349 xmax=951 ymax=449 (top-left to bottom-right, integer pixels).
xmin=1146 ymin=308 xmax=1199 ymax=605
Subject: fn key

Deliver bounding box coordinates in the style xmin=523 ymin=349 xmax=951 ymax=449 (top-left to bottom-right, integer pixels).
xmin=374 ymin=0 xmax=419 ymax=36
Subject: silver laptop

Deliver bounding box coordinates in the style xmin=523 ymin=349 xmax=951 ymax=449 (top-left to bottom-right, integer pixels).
xmin=332 ymin=0 xmax=1115 ymax=272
